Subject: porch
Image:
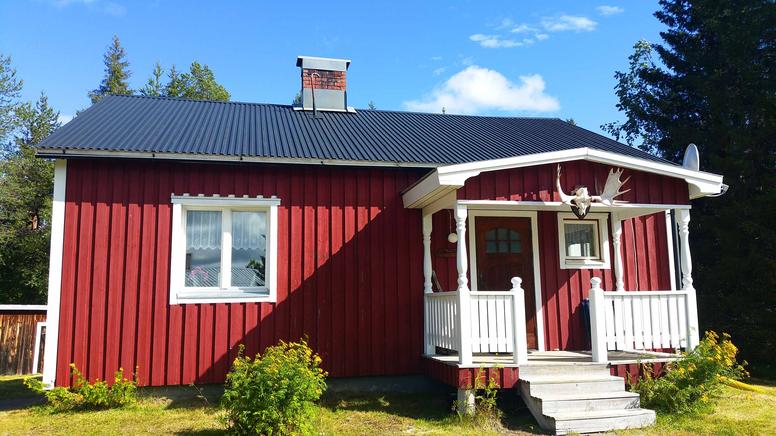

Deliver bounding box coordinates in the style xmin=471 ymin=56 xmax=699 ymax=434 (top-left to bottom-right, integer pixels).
xmin=418 ymin=198 xmax=700 ymax=368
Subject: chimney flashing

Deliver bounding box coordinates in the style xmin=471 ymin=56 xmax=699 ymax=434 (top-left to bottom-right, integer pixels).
xmin=296 ymin=56 xmax=351 ymax=71
xmin=296 ymin=55 xmax=352 ymax=113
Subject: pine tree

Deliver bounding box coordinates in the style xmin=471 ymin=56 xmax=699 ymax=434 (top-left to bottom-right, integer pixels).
xmin=0 ymin=93 xmax=60 ymax=304
xmin=88 ymin=35 xmax=131 ymax=103
xmin=140 ymin=61 xmax=164 ymax=97
xmin=0 ymin=53 xmax=23 ymax=144
xmin=604 ymin=0 xmax=776 ymax=374
xmin=164 ymin=65 xmax=186 ymax=98
xmin=179 ymin=62 xmax=230 ymax=101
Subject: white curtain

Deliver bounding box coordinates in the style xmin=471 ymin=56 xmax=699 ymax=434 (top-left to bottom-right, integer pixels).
xmin=186 ymin=211 xmax=221 ymax=250
xmin=232 ymin=211 xmax=266 ymax=250
xmin=565 ymin=223 xmax=594 ymax=257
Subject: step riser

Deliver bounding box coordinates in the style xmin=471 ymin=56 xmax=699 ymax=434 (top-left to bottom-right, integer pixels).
xmin=540 ymin=396 xmax=641 ymax=414
xmin=554 ymin=412 xmax=656 ymax=435
xmin=520 ymin=365 xmax=610 ymax=378
xmin=527 ymin=379 xmax=624 ymax=396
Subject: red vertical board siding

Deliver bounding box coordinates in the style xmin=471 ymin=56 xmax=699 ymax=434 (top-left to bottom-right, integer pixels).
xmin=57 ymin=159 xmax=425 ymax=386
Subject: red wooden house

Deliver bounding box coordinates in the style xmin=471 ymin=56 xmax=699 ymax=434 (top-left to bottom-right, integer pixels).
xmin=37 ymin=56 xmax=725 ymax=433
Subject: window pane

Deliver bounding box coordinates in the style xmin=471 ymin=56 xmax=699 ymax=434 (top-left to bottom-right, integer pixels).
xmin=185 ymin=211 xmax=222 ymax=287
xmin=510 ymin=241 xmax=522 ymax=253
xmin=232 ymin=211 xmax=267 ymax=287
xmin=485 ymin=229 xmax=496 ymax=241
xmin=565 ymin=223 xmax=597 ymax=258
xmin=486 ymin=241 xmax=497 ymax=253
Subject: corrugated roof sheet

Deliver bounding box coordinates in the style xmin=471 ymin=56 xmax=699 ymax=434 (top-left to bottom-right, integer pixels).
xmin=38 ymin=94 xmax=669 ymax=166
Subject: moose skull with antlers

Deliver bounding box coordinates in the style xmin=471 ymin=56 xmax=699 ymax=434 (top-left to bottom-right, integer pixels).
xmin=556 ymin=164 xmax=631 ymax=219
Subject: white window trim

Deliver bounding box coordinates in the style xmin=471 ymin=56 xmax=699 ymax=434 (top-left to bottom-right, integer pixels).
xmin=170 ymin=194 xmax=280 ymax=304
xmin=557 ymin=212 xmax=611 ymax=270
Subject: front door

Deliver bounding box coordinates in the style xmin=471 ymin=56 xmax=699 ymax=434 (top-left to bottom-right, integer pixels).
xmin=474 ymin=216 xmax=538 ymax=349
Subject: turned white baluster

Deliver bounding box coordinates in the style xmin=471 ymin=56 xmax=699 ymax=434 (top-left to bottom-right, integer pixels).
xmin=422 ymin=214 xmax=434 ymax=355
xmin=611 ymin=213 xmax=625 ymax=292
xmin=589 ymin=277 xmax=608 ymax=363
xmin=511 ymin=277 xmax=528 ymax=365
xmin=454 ymin=205 xmax=472 ymax=365
xmin=677 ymin=209 xmax=699 ymax=350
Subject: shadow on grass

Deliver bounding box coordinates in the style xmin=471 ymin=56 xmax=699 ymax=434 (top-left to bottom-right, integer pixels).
xmin=0 ymin=375 xmax=45 ymax=411
xmin=319 ymin=389 xmax=543 ymax=434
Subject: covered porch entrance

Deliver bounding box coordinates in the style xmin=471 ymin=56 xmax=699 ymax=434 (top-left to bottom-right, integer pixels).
xmin=418 ymin=197 xmax=700 ymax=368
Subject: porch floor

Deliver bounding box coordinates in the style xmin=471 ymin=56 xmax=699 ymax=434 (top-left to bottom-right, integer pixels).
xmin=425 ymin=349 xmax=679 ymax=368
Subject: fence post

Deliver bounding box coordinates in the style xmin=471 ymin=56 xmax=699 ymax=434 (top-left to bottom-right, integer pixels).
xmin=511 ymin=277 xmax=528 ymax=365
xmin=589 ymin=277 xmax=608 ymax=363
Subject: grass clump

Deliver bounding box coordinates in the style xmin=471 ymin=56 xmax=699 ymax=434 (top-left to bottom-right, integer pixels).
xmin=631 ymin=331 xmax=747 ymax=414
xmin=221 ymin=339 xmax=327 ymax=435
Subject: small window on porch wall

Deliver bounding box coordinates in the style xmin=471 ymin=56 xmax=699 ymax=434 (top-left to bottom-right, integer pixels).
xmin=557 ymin=212 xmax=611 ymax=270
xmin=170 ymin=195 xmax=280 ymax=304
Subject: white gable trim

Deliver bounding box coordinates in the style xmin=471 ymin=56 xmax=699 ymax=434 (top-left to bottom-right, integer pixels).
xmin=403 ymin=147 xmax=725 ymax=208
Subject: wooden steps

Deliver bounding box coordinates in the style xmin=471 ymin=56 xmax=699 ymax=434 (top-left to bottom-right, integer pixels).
xmin=518 ymin=364 xmax=655 ymax=435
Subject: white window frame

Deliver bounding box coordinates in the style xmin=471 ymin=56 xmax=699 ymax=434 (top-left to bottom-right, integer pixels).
xmin=169 ymin=195 xmax=280 ymax=304
xmin=557 ymin=212 xmax=611 ymax=270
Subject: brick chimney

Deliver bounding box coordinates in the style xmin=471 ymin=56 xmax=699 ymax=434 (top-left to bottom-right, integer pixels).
xmin=296 ymin=56 xmax=351 ymax=112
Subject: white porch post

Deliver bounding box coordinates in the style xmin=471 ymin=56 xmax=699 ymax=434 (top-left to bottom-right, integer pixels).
xmin=511 ymin=277 xmax=528 ymax=365
xmin=422 ymin=214 xmax=435 ymax=355
xmin=589 ymin=277 xmax=608 ymax=363
xmin=677 ymin=209 xmax=700 ymax=350
xmin=610 ymin=212 xmax=625 ymax=292
xmin=454 ymin=204 xmax=473 ymax=365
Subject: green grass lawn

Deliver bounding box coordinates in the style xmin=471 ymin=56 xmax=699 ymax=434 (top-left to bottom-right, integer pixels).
xmin=0 ymin=375 xmax=773 ymax=435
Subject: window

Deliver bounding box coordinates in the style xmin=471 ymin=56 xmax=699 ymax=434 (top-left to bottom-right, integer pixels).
xmin=170 ymin=195 xmax=280 ymax=304
xmin=484 ymin=228 xmax=522 ymax=254
xmin=557 ymin=212 xmax=610 ymax=269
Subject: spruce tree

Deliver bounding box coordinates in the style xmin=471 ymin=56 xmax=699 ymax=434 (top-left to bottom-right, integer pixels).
xmin=0 ymin=53 xmax=22 ymax=144
xmin=88 ymin=35 xmax=131 ymax=103
xmin=140 ymin=61 xmax=164 ymax=97
xmin=604 ymin=0 xmax=776 ymax=374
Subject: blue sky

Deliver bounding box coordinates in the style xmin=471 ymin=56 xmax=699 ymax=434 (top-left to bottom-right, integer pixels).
xmin=0 ymin=1 xmax=665 ymax=135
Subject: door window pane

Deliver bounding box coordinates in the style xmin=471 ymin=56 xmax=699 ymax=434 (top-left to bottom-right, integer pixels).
xmin=564 ymin=222 xmax=597 ymax=258
xmin=185 ymin=211 xmax=222 ymax=287
xmin=231 ymin=211 xmax=267 ymax=287
xmin=485 ymin=228 xmax=522 ymax=254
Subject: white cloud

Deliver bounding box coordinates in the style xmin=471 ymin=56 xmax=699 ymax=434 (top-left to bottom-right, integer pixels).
xmin=433 ymin=66 xmax=447 ymax=76
xmin=470 ymin=34 xmax=526 ymax=48
xmin=404 ymin=65 xmax=560 ymax=114
xmin=58 ymin=114 xmax=74 ymax=125
xmin=49 ymin=0 xmax=126 ymax=16
xmin=430 ymin=56 xmax=443 ymax=61
xmin=460 ymin=56 xmax=474 ymax=66
xmin=536 ymin=33 xmax=550 ymax=41
xmin=510 ymin=23 xmax=539 ymax=34
xmin=541 ymin=15 xmax=597 ymax=32
xmin=596 ymin=5 xmax=624 ymax=16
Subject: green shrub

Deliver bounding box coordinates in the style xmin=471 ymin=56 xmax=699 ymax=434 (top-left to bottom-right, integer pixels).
xmin=453 ymin=367 xmax=502 ymax=427
xmin=25 ymin=364 xmax=137 ymax=412
xmin=221 ymin=339 xmax=327 ymax=435
xmin=630 ymin=331 xmax=747 ymax=414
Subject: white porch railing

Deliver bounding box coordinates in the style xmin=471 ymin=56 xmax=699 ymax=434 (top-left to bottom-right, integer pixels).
xmin=424 ymin=277 xmax=528 ymax=365
xmin=589 ymin=277 xmax=699 ymax=363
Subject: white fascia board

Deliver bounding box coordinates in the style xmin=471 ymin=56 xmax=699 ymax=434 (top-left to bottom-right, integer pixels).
xmin=403 ymin=147 xmax=725 ymax=208
xmin=0 ymin=304 xmax=48 ymax=311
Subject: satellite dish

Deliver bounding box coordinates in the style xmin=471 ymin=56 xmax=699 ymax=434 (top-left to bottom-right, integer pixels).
xmin=682 ymin=143 xmax=700 ymax=171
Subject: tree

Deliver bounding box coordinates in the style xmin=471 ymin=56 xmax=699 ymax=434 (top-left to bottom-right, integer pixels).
xmin=292 ymin=91 xmax=302 ymax=106
xmin=179 ymin=62 xmax=230 ymax=101
xmin=0 ymin=93 xmax=60 ymax=304
xmin=164 ymin=65 xmax=186 ymax=98
xmin=604 ymin=0 xmax=776 ymax=374
xmin=140 ymin=61 xmax=164 ymax=97
xmin=89 ymin=35 xmax=132 ymax=103
xmin=0 ymin=53 xmax=22 ymax=144
xmin=368 ymin=100 xmax=376 ymax=110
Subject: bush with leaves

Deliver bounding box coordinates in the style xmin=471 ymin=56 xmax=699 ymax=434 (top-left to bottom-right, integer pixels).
xmin=221 ymin=339 xmax=327 ymax=435
xmin=25 ymin=364 xmax=137 ymax=412
xmin=453 ymin=367 xmax=502 ymax=428
xmin=630 ymin=331 xmax=747 ymax=414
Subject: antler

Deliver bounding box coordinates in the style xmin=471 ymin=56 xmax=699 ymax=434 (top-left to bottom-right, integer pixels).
xmin=556 ymin=164 xmax=576 ymax=204
xmin=594 ymin=168 xmax=631 ymax=205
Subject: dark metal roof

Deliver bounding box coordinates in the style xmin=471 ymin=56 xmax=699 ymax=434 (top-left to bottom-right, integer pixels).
xmin=38 ymin=94 xmax=669 ymax=166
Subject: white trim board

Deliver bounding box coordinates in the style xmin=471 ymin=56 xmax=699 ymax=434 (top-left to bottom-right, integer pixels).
xmin=0 ymin=305 xmax=48 ymax=311
xmin=42 ymin=159 xmax=66 ymax=388
xmin=403 ymin=147 xmax=725 ymax=208
xmin=557 ymin=212 xmax=611 ymax=270
xmin=466 ymin=209 xmax=545 ymax=352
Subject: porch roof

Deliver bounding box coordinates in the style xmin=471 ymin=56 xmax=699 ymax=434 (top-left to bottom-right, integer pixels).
xmin=402 ymin=147 xmax=726 ymax=209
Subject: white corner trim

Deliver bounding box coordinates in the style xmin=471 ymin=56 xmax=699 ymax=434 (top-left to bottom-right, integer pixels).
xmin=402 ymin=147 xmax=726 ymax=208
xmin=169 ymin=194 xmax=280 ymax=305
xmin=466 ymin=209 xmax=545 ymax=351
xmin=42 ymin=159 xmax=66 ymax=388
xmin=557 ymin=212 xmax=611 ymax=270
xmin=0 ymin=304 xmax=48 ymax=311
